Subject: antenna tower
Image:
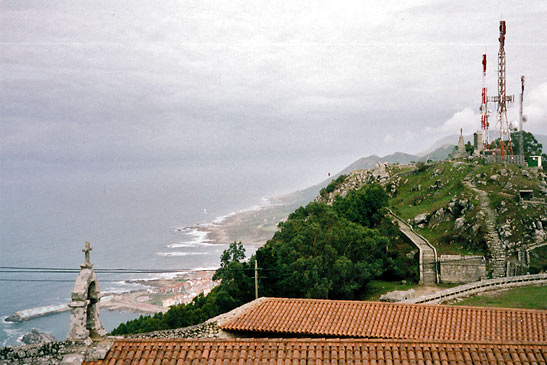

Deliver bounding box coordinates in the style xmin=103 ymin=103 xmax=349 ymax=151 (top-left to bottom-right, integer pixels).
xmin=492 ymin=21 xmax=514 ymax=157
xmin=480 ymin=54 xmax=490 ymax=147
xmin=519 ymin=75 xmax=525 ymax=156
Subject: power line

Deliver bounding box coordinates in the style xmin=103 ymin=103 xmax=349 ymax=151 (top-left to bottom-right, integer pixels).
xmin=0 ymin=266 xmax=218 ymax=273
xmin=0 ymin=278 xmax=131 ymax=283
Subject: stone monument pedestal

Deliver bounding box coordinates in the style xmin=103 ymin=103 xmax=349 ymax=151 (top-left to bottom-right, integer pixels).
xmin=66 ymin=242 xmax=106 ymax=344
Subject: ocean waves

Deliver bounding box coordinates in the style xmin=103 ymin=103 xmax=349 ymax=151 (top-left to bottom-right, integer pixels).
xmin=156 ymin=251 xmax=214 ymax=257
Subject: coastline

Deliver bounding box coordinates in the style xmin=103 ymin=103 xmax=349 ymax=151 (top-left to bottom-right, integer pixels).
xmin=94 ymin=194 xmax=306 ymax=315
xmin=193 ymin=193 xmax=307 ymax=247
xmin=4 ymin=192 xmax=311 ymax=335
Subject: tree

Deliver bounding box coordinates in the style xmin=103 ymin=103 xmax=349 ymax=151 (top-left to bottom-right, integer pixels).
xmin=256 ymin=200 xmax=391 ymax=300
xmin=333 ymin=184 xmax=389 ymax=228
xmin=219 ymin=241 xmax=246 ymax=268
xmin=465 ymin=141 xmax=474 ymax=154
xmin=111 ymin=183 xmax=415 ymax=335
xmin=510 ymin=131 xmax=544 ymax=157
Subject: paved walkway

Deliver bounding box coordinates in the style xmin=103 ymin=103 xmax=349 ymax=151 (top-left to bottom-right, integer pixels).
xmin=402 ymin=273 xmax=547 ymax=304
xmin=388 ymin=210 xmax=437 ymax=285
xmin=464 ymin=181 xmax=506 ymax=277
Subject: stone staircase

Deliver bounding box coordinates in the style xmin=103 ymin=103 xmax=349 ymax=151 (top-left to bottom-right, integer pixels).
xmin=388 ymin=210 xmax=438 ymax=285
xmin=465 ymin=181 xmax=506 ymax=277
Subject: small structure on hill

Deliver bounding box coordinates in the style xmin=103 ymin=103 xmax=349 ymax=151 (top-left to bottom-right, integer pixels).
xmin=473 ymin=131 xmax=484 ymax=153
xmin=66 ymin=242 xmax=106 ymax=345
xmin=529 ymin=155 xmax=543 ymax=168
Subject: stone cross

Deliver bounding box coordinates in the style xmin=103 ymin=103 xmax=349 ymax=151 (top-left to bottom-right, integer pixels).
xmin=83 ymin=241 xmax=92 ymax=265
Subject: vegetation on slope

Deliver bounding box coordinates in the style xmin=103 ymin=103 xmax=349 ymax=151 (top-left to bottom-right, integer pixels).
xmin=385 ymin=160 xmax=546 ymax=257
xmin=112 ymin=133 xmax=547 ymax=335
xmin=111 ymin=184 xmax=417 ymax=335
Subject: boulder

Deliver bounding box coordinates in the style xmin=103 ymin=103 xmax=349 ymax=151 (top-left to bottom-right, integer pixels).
xmin=413 ymin=213 xmax=429 ymax=225
xmin=429 ymin=208 xmax=448 ymax=227
xmin=20 ymin=329 xmax=56 ymax=345
xmin=379 ymin=289 xmax=415 ymax=302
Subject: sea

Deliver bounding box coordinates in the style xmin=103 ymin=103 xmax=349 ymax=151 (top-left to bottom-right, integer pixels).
xmin=0 ymin=160 xmax=314 ymax=346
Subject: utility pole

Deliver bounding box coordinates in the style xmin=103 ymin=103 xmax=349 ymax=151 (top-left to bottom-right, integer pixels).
xmin=254 ymin=259 xmax=258 ymax=299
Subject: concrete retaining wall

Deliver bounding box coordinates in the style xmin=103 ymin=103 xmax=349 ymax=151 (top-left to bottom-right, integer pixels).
xmin=402 ymin=273 xmax=547 ymax=304
xmin=439 ymin=255 xmax=487 ymax=283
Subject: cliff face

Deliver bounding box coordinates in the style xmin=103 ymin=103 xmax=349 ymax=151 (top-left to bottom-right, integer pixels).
xmin=316 ymin=159 xmax=547 ymax=275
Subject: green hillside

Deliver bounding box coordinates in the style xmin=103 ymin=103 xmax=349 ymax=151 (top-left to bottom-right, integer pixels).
xmin=321 ymin=159 xmax=546 ymax=263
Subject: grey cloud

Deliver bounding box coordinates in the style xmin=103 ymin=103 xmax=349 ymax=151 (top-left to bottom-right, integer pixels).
xmin=1 ymin=0 xmax=546 ymax=171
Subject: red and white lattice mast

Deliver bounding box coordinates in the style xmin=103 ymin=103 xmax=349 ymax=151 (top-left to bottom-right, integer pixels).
xmin=489 ymin=20 xmax=514 ymax=157
xmin=480 ymin=54 xmax=490 ymax=148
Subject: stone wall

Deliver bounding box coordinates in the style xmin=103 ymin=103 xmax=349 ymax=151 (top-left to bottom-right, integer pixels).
xmin=0 ymin=341 xmax=67 ymax=365
xmin=0 ymin=340 xmax=112 ymax=365
xmin=125 ymin=297 xmax=267 ymax=340
xmin=439 ymin=255 xmax=487 ymax=283
xmin=125 ymin=321 xmax=233 ymax=340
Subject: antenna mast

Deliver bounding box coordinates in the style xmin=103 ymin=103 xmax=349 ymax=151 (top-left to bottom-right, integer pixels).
xmin=519 ymin=75 xmax=525 ymax=156
xmin=494 ymin=20 xmax=514 ymax=157
xmin=480 ymin=54 xmax=490 ymax=148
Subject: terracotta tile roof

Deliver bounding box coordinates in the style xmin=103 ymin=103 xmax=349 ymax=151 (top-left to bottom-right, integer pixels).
xmin=83 ymin=338 xmax=547 ymax=365
xmin=219 ymin=298 xmax=547 ymax=342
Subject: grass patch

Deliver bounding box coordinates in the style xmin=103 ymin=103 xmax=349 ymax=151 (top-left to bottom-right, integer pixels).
xmin=452 ymin=285 xmax=547 ymax=310
xmin=529 ymin=246 xmax=547 ymax=274
xmin=363 ymin=280 xmax=418 ymax=301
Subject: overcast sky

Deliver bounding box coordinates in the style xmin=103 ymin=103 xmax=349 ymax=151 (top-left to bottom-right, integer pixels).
xmin=1 ymin=0 xmax=547 ymax=181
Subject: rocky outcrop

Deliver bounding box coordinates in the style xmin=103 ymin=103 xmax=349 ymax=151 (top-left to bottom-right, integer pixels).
xmin=317 ymin=163 xmax=396 ymax=204
xmin=20 ymin=329 xmax=56 ymax=345
xmin=411 ymin=196 xmax=474 ymax=229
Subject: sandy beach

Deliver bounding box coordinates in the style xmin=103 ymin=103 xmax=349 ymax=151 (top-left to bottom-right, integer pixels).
xmin=194 ymin=192 xmax=308 ymax=246
xmin=101 ymin=194 xmax=310 ymax=314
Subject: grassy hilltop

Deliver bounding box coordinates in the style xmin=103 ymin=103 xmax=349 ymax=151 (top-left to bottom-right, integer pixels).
xmin=320 ymin=159 xmax=547 ymax=273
